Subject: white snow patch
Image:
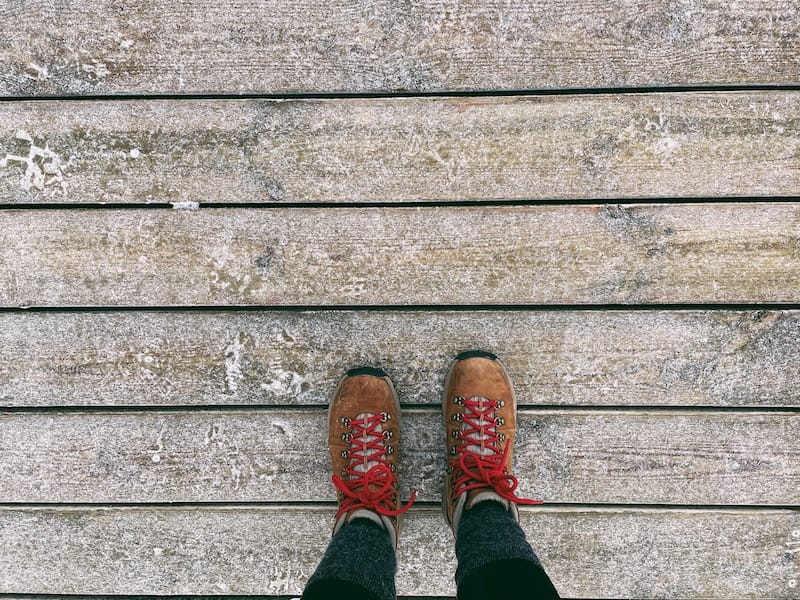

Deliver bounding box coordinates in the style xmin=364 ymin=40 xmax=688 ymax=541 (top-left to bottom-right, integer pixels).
xmin=224 ymin=334 xmax=246 ymax=393
xmin=147 ymin=423 xmax=166 ymax=463
xmin=204 ymin=422 xmax=250 ymax=490
xmin=653 ymin=136 xmax=680 ymax=158
xmin=81 ymin=60 xmax=110 ymax=78
xmin=1 ymin=130 xmax=68 ymax=194
xmin=260 ymin=368 xmax=306 ymax=396
xmin=23 ymin=62 xmax=49 ymax=81
xmin=171 ymin=201 xmax=199 ymax=210
xmin=269 ymin=417 xmax=294 ymax=438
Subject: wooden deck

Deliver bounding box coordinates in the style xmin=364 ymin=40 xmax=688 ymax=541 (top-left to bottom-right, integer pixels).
xmin=1 ymin=2 xmax=799 ymax=598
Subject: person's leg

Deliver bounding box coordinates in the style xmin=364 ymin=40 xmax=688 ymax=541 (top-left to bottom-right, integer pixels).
xmin=303 ymin=518 xmax=395 ymax=600
xmin=455 ymin=500 xmax=559 ymax=599
xmin=300 ymin=367 xmax=416 ymax=600
xmin=442 ymin=350 xmax=560 ymax=599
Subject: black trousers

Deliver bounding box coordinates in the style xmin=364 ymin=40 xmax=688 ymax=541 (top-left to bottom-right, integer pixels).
xmin=302 ymin=500 xmax=560 ymax=600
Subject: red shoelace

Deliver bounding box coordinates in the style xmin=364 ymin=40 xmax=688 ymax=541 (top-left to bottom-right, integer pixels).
xmin=450 ymin=395 xmax=542 ymax=506
xmin=332 ymin=413 xmax=417 ymax=519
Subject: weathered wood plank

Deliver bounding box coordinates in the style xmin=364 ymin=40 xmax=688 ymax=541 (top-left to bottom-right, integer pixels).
xmin=1 ymin=204 xmax=799 ymax=307
xmin=2 ymin=1 xmax=799 ymax=95
xmin=0 ymin=597 xmax=304 ymax=600
xmin=1 ymin=410 xmax=796 ymax=505
xmin=2 ymin=310 xmax=798 ymax=408
xmin=0 ymin=506 xmax=796 ymax=598
xmin=1 ymin=93 xmax=799 ymax=204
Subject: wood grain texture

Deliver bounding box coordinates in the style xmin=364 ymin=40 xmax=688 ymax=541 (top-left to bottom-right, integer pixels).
xmin=1 ymin=506 xmax=797 ymax=598
xmin=2 ymin=1 xmax=799 ymax=95
xmin=2 ymin=204 xmax=799 ymax=307
xmin=0 ymin=409 xmax=796 ymax=505
xmin=2 ymin=310 xmax=798 ymax=408
xmin=1 ymin=93 xmax=799 ymax=204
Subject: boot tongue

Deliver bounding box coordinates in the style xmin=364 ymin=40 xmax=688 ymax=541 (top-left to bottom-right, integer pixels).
xmin=351 ymin=412 xmax=382 ymax=474
xmin=465 ymin=396 xmax=495 ymax=457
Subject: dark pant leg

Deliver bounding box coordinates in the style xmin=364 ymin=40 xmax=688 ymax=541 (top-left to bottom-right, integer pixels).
xmin=302 ymin=518 xmax=397 ymax=600
xmin=455 ymin=501 xmax=560 ymax=600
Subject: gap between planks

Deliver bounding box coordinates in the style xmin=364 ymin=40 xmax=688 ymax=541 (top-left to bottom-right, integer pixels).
xmin=2 ymin=406 xmax=798 ymax=415
xmin=0 ymin=504 xmax=795 ymax=515
xmin=2 ymin=83 xmax=800 ymax=103
xmin=1 ymin=197 xmax=800 ymax=211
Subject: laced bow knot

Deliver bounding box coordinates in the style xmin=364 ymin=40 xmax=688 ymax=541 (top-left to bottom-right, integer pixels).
xmin=332 ymin=412 xmax=416 ymax=519
xmin=450 ymin=395 xmax=542 ymax=506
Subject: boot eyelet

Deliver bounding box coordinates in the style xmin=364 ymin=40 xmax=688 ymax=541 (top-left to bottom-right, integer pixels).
xmin=342 ymin=433 xmax=352 ymax=442
xmin=449 ymin=446 xmax=457 ymax=456
xmin=341 ymin=450 xmax=349 ymax=458
xmin=340 ymin=417 xmax=351 ymax=426
xmin=390 ymin=464 xmax=396 ymax=472
xmin=495 ymin=400 xmax=505 ymax=408
xmin=382 ymin=430 xmax=393 ymax=440
xmin=453 ymin=396 xmax=465 ymax=406
xmin=498 ymin=433 xmax=506 ymax=442
xmin=451 ymin=413 xmax=463 ymax=422
xmin=494 ymin=417 xmax=505 ymax=426
xmin=380 ymin=411 xmax=391 ymax=422
xmin=452 ymin=430 xmax=461 ymax=439
xmin=386 ymin=445 xmax=395 ymax=455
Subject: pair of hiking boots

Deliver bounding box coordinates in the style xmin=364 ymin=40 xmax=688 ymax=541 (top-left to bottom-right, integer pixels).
xmin=327 ymin=350 xmax=540 ymax=547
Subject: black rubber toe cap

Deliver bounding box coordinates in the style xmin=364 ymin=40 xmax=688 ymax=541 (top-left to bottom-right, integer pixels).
xmin=454 ymin=349 xmax=498 ymax=361
xmin=346 ymin=366 xmax=388 ymax=378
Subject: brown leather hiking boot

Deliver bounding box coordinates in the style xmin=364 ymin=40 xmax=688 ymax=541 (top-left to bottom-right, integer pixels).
xmin=443 ymin=350 xmax=541 ymax=536
xmin=328 ymin=366 xmax=416 ymax=548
